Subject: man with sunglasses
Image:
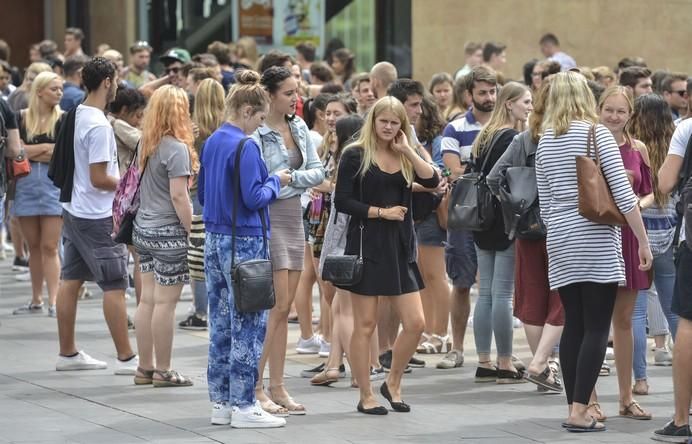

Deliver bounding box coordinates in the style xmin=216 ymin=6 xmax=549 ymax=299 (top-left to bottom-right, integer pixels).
xmin=159 ymin=48 xmax=191 ymax=89
xmin=122 ymin=41 xmax=156 ymax=88
xmin=662 ymin=72 xmax=689 ymax=120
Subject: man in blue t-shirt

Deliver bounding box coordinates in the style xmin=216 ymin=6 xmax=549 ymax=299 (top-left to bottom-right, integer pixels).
xmin=60 ymin=56 xmax=87 ymax=111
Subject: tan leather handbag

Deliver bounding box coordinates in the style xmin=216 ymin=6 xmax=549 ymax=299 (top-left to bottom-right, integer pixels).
xmin=576 ymin=125 xmax=627 ymax=226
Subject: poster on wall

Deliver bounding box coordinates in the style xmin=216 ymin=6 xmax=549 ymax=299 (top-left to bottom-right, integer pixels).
xmin=232 ymin=0 xmax=324 ymax=56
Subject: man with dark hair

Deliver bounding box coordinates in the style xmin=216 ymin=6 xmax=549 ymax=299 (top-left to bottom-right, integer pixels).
xmin=294 ymin=42 xmax=316 ymax=81
xmin=60 ymin=56 xmax=88 ymax=111
xmin=440 ymin=65 xmax=498 ymax=370
xmin=122 ymin=41 xmax=156 ymax=89
xmin=616 ymin=56 xmax=647 ymax=75
xmin=159 ymin=48 xmax=191 ymax=89
xmin=663 ymin=73 xmax=689 ymax=120
xmin=0 ymin=39 xmax=22 ymax=86
xmin=207 ymin=41 xmax=235 ymax=89
xmin=618 ymin=66 xmax=653 ymax=98
xmin=455 ymin=42 xmax=483 ymax=80
xmin=309 ymin=61 xmax=334 ymax=85
xmin=482 ymin=41 xmax=507 ymax=72
xmin=55 ymin=57 xmax=137 ymax=374
xmin=539 ymin=33 xmax=576 ymax=71
xmin=258 ymin=50 xmax=293 ymax=73
xmin=387 ymin=78 xmax=425 ymax=126
xmin=64 ymin=27 xmax=85 ymax=58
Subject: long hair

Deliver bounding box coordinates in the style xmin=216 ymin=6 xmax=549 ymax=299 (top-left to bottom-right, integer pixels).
xmin=320 ymin=93 xmax=357 ymax=160
xmin=139 ymin=85 xmax=198 ymax=172
xmin=345 ymin=96 xmax=416 ymax=185
xmin=472 ymin=82 xmax=529 ymax=157
xmin=598 ymin=85 xmax=634 ymax=143
xmin=25 ymin=71 xmax=62 ymax=141
xmin=417 ymin=94 xmax=445 ymax=145
xmin=528 ymin=75 xmax=554 ymax=143
xmin=542 ymin=71 xmax=598 ymax=137
xmin=628 ymin=94 xmax=675 ymax=206
xmin=193 ymin=78 xmax=225 ymax=140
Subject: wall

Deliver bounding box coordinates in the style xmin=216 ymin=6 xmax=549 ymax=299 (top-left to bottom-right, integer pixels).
xmin=0 ymin=0 xmax=44 ymax=68
xmin=412 ymin=0 xmax=692 ymax=84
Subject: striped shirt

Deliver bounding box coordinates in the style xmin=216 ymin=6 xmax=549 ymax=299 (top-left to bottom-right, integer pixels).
xmin=536 ymin=121 xmax=638 ymax=289
xmin=441 ymin=110 xmax=482 ymax=163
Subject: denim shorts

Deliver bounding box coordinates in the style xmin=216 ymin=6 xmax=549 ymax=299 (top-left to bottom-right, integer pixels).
xmin=12 ymin=162 xmax=62 ymax=217
xmin=444 ymin=229 xmax=478 ymax=288
xmin=133 ymin=222 xmax=190 ymax=286
xmin=415 ymin=212 xmax=446 ymax=247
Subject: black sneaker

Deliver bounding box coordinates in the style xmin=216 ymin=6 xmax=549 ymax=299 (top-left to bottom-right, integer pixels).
xmin=301 ymin=362 xmax=346 ymax=378
xmin=379 ymin=350 xmax=412 ymax=373
xmin=127 ymin=315 xmax=135 ymax=330
xmin=408 ymin=356 xmax=426 ymax=368
xmin=12 ymin=256 xmax=29 ymax=272
xmin=652 ymin=420 xmax=691 ymax=443
xmin=178 ymin=313 xmax=208 ymax=330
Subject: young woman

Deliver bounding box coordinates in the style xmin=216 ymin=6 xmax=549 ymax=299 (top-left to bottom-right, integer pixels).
xmin=428 ymin=73 xmax=454 ymax=117
xmin=254 ymin=66 xmax=324 ymax=415
xmin=414 ymin=95 xmax=451 ymax=355
xmin=445 ymin=74 xmax=472 ymax=122
xmin=108 ymin=86 xmax=146 ymax=176
xmin=470 ymin=82 xmax=532 ymax=384
xmin=597 ymin=86 xmax=654 ymax=420
xmin=330 ymin=48 xmax=355 ymax=91
xmin=487 ymin=77 xmax=564 ymax=392
xmin=200 ymin=70 xmax=291 ymax=429
xmin=334 ymin=96 xmax=439 ymax=415
xmin=132 ymin=85 xmax=196 ymax=388
xmin=536 ymin=72 xmax=652 ymax=432
xmin=629 ymin=94 xmax=678 ymax=393
xmin=11 ymin=71 xmax=64 ymax=316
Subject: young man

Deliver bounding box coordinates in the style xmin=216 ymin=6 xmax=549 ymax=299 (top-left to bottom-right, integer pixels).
xmin=159 ymin=48 xmax=191 ymax=89
xmin=55 ymin=57 xmax=137 ymax=373
xmin=654 ymin=118 xmax=692 ymax=442
xmin=662 ymin=73 xmax=689 ymax=120
xmin=455 ymin=42 xmax=483 ymax=80
xmin=63 ymin=27 xmax=85 ymax=58
xmin=351 ymin=73 xmax=376 ymax=116
xmin=539 ymin=33 xmax=576 ymax=71
xmin=619 ymin=66 xmax=653 ymax=98
xmin=122 ymin=41 xmax=157 ymax=89
xmin=369 ymin=61 xmax=398 ymax=99
xmin=60 ymin=56 xmax=87 ymax=111
xmin=439 ymin=66 xmax=497 ymax=369
xmin=482 ymin=42 xmax=507 ymax=73
xmin=295 ymin=42 xmax=316 ymax=83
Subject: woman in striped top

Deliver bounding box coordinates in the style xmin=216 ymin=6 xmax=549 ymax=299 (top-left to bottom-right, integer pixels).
xmin=535 ymin=72 xmax=652 ymax=432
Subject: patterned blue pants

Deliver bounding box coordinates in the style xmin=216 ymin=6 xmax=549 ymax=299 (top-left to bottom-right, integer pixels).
xmin=205 ymin=232 xmax=268 ymax=407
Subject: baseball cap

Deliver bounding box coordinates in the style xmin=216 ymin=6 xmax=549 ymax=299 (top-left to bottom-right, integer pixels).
xmin=159 ymin=48 xmax=191 ymax=65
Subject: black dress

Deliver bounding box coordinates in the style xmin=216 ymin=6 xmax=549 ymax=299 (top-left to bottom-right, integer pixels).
xmin=333 ymin=147 xmax=440 ymax=296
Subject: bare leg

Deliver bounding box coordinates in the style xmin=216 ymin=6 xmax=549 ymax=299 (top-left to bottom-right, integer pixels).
xmin=612 ymin=288 xmax=644 ymax=411
xmin=350 ymin=292 xmax=380 ymax=409
xmin=135 ymin=272 xmax=156 ymax=370
xmin=57 ymin=279 xmax=84 ymax=356
xmin=151 ymin=282 xmax=183 ymax=370
xmin=672 ymin=318 xmax=692 ymax=426
xmin=103 ymin=288 xmax=135 ymax=360
xmin=449 ymin=286 xmax=471 ymax=352
xmin=40 ymin=216 xmax=62 ymax=307
xmin=295 ymin=244 xmax=316 ymax=340
xmin=18 ymin=216 xmax=44 ymax=305
xmin=10 ymin=216 xmax=27 ymax=259
xmin=386 ymin=292 xmax=426 ymax=402
xmin=419 ymin=246 xmax=450 ymax=339
xmin=527 ymin=324 xmax=563 ymax=375
xmin=523 ymin=324 xmax=544 ymax=355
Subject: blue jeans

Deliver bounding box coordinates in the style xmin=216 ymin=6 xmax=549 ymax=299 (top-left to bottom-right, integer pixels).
xmin=473 ymin=244 xmax=516 ymax=357
xmin=632 ymin=245 xmax=678 ymax=380
xmin=206 ymin=232 xmax=268 ymax=407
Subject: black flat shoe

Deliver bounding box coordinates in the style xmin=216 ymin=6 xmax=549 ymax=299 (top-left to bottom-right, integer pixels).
xmin=357 ymin=401 xmax=388 ymax=415
xmin=380 ymin=381 xmax=411 ymax=412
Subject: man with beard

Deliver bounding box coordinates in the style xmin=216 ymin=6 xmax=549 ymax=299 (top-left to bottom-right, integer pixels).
xmin=122 ymin=41 xmax=157 ymax=88
xmin=55 ymin=57 xmax=138 ymax=374
xmin=438 ymin=66 xmax=497 ymax=370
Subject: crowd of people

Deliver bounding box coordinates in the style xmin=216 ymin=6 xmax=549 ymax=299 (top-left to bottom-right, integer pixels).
xmin=0 ymin=29 xmax=690 ymax=441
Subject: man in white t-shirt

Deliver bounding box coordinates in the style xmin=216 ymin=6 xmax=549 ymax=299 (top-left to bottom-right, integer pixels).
xmin=655 ymin=117 xmax=692 ymax=440
xmin=56 ymin=57 xmax=138 ymax=374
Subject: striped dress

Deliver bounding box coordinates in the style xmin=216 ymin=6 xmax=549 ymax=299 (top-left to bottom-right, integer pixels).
xmin=536 ymin=121 xmax=638 ymax=290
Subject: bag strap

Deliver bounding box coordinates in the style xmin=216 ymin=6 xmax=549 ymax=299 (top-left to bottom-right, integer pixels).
xmin=231 ymin=137 xmax=269 ymax=270
xmin=588 ymin=124 xmax=601 ymax=166
xmin=477 ymin=128 xmax=511 ymax=176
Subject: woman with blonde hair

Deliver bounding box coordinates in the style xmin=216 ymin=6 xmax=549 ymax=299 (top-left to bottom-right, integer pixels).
xmin=7 ymin=61 xmax=52 ymax=112
xmin=132 ymin=85 xmax=197 ymax=387
xmin=334 ymin=96 xmax=439 ymax=414
xmin=536 ymin=72 xmax=651 ymax=432
xmin=11 ymin=71 xmax=64 ymax=316
xmin=469 ymin=82 xmax=533 ymax=384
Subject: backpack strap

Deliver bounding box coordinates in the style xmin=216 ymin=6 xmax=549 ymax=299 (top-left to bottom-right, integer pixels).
xmin=672 ymin=132 xmax=692 ymax=248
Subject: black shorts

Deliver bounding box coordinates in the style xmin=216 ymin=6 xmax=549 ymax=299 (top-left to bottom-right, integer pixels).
xmin=673 ymin=242 xmax=692 ymax=321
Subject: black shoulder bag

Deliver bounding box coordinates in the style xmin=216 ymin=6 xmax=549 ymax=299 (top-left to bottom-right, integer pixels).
xmin=230 ymin=137 xmax=276 ymax=312
xmin=321 ymin=177 xmax=364 ymax=287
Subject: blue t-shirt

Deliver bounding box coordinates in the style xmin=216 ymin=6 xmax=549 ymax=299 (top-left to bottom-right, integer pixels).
xmin=60 ymin=82 xmax=85 ymax=112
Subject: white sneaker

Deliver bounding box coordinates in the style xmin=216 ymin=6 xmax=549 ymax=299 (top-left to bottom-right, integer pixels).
xmin=56 ymin=351 xmax=107 ymax=371
xmin=513 ymin=317 xmax=523 ymax=328
xmin=114 ymin=355 xmax=139 ymax=375
xmin=654 ymin=347 xmax=673 ymax=366
xmin=231 ymin=401 xmax=286 ymax=428
xmin=296 ymin=335 xmax=321 ymax=354
xmin=318 ymin=340 xmax=331 ymax=358
xmin=605 ymin=347 xmax=615 ymax=360
xmin=211 ymin=401 xmax=232 ymax=425
xmin=15 ymin=271 xmax=31 ymax=282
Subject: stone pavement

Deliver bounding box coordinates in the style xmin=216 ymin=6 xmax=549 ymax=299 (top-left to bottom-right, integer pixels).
xmin=0 ymin=256 xmax=681 ymax=444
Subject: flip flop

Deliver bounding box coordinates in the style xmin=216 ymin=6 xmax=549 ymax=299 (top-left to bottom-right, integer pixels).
xmin=564 ymin=418 xmax=606 ymax=433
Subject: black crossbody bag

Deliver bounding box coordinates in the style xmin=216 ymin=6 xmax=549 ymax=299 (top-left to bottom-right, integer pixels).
xmin=230 ymin=137 xmax=275 ymax=312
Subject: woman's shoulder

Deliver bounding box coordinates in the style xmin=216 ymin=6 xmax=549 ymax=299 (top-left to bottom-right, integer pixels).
xmin=340 ymin=145 xmax=363 ymax=162
xmin=289 ymin=115 xmax=309 ymax=133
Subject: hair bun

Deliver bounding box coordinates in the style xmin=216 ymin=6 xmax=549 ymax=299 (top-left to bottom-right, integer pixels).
xmin=235 ymin=69 xmax=261 ymax=86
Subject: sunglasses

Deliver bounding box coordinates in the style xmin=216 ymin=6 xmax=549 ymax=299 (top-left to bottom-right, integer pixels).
xmin=130 ymin=40 xmax=151 ymax=51
xmin=166 ymin=67 xmax=181 ymax=74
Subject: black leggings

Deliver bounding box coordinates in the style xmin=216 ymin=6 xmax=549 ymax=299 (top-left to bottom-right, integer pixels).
xmin=558 ymin=282 xmax=617 ymax=405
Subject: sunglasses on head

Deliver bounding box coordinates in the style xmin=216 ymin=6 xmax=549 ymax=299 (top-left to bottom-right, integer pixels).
xmin=130 ymin=40 xmax=151 ymax=51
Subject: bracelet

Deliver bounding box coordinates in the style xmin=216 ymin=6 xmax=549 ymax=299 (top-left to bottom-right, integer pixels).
xmin=377 ymin=207 xmax=382 ymax=219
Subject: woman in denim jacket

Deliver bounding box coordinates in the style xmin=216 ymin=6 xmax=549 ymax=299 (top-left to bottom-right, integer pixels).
xmin=253 ymin=66 xmax=324 ymax=416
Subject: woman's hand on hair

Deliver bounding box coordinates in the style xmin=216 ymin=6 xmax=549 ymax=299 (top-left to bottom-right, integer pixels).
xmin=391 ymin=130 xmax=414 ymax=157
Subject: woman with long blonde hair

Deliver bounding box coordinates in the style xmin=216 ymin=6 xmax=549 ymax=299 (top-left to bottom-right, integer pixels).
xmin=334 ymin=96 xmax=439 ymax=415
xmin=178 ymin=78 xmax=225 ymax=331
xmin=469 ymin=81 xmax=533 ymax=384
xmin=11 ymin=71 xmax=64 ymax=316
xmin=132 ymin=85 xmax=197 ymax=387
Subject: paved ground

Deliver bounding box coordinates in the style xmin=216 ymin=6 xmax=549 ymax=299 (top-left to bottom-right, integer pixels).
xmin=0 ymin=254 xmax=681 ymax=444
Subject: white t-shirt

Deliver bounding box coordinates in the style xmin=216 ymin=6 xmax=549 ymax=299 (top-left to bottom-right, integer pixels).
xmin=668 ymin=118 xmax=692 ymax=242
xmin=62 ymin=104 xmax=120 ymax=219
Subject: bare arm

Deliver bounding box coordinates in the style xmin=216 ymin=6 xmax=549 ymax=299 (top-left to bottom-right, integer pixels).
xmin=170 ymin=176 xmax=192 ymax=233
xmin=138 ymin=75 xmax=172 ymax=99
xmin=89 ymin=162 xmax=119 ymax=191
xmin=658 ymin=154 xmax=683 ymax=195
xmin=443 ymin=152 xmax=465 ymax=180
xmin=5 ymin=128 xmax=21 ymax=158
xmin=23 ymin=142 xmax=54 ymax=163
xmin=623 ymin=204 xmax=653 ymax=271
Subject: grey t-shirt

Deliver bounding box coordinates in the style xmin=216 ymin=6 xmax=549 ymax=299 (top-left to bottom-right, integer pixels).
xmin=136 ymin=135 xmax=191 ymax=228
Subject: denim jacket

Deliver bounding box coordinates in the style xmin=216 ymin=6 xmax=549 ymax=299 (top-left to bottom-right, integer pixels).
xmin=253 ymin=116 xmax=325 ymax=200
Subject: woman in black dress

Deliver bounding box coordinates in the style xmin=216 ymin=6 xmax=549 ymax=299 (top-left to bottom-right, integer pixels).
xmin=334 ymin=96 xmax=439 ymax=415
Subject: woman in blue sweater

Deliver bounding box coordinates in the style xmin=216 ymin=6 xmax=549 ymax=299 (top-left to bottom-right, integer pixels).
xmin=198 ymin=70 xmax=291 ymax=429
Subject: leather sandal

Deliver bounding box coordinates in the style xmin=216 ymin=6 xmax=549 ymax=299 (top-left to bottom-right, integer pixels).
xmin=619 ymin=400 xmax=652 ymax=420
xmin=133 ymin=367 xmax=155 ymax=385
xmin=587 ymin=402 xmax=607 ymax=422
xmin=258 ymin=397 xmax=289 ymax=417
xmin=269 ymin=385 xmax=306 ymax=415
xmin=311 ymin=368 xmax=340 ymax=386
xmin=152 ymin=369 xmax=193 ymax=387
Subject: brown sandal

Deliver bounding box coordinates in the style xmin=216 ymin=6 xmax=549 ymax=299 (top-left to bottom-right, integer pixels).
xmin=133 ymin=367 xmax=155 ymax=385
xmin=269 ymin=385 xmax=306 ymax=415
xmin=152 ymin=369 xmax=193 ymax=387
xmin=619 ymin=400 xmax=652 ymax=420
xmin=587 ymin=402 xmax=607 ymax=422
